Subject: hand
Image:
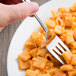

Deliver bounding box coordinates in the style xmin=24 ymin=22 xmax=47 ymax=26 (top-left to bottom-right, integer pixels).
xmin=0 ymin=2 xmax=39 ymax=32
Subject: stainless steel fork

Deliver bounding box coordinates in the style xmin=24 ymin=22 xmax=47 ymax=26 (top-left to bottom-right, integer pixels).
xmin=23 ymin=0 xmax=69 ymax=64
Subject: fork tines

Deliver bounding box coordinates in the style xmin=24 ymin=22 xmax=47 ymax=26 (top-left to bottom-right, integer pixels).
xmin=47 ymin=36 xmax=69 ymax=64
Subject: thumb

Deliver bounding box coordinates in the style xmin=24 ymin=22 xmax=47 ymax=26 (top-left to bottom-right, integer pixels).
xmin=8 ymin=2 xmax=39 ymax=22
xmin=0 ymin=2 xmax=39 ymax=27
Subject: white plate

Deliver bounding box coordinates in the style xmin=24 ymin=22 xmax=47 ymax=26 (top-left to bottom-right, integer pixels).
xmin=7 ymin=0 xmax=76 ymax=76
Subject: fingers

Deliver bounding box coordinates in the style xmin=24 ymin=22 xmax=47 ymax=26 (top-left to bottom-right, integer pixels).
xmin=7 ymin=2 xmax=39 ymax=23
xmin=0 ymin=2 xmax=39 ymax=32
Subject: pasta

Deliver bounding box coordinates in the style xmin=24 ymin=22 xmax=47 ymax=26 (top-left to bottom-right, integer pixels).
xmin=19 ymin=59 xmax=30 ymax=70
xmin=45 ymin=60 xmax=53 ymax=68
xmin=37 ymin=48 xmax=48 ymax=57
xmin=32 ymin=56 xmax=47 ymax=69
xmin=45 ymin=19 xmax=55 ymax=29
xmin=25 ymin=40 xmax=37 ymax=49
xmin=25 ymin=69 xmax=40 ymax=76
xmin=71 ymin=54 xmax=76 ymax=65
xmin=29 ymin=48 xmax=38 ymax=57
xmin=73 ymin=28 xmax=76 ymax=40
xmin=63 ymin=30 xmax=74 ymax=44
xmin=62 ymin=50 xmax=72 ymax=64
xmin=54 ymin=25 xmax=64 ymax=35
xmin=68 ymin=70 xmax=76 ymax=76
xmin=18 ymin=49 xmax=31 ymax=61
xmin=30 ymin=32 xmax=45 ymax=48
xmin=60 ymin=64 xmax=73 ymax=71
xmin=18 ymin=3 xmax=76 ymax=76
xmin=56 ymin=18 xmax=65 ymax=27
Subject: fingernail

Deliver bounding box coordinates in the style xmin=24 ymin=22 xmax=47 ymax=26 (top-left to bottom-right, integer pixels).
xmin=30 ymin=2 xmax=39 ymax=14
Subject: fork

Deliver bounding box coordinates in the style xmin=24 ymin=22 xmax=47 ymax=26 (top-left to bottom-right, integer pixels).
xmin=23 ymin=0 xmax=69 ymax=64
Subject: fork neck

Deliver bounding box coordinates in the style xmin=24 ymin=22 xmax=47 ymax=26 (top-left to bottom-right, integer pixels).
xmin=34 ymin=14 xmax=48 ymax=32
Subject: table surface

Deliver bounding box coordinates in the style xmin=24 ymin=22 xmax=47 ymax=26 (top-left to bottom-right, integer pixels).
xmin=0 ymin=0 xmax=48 ymax=76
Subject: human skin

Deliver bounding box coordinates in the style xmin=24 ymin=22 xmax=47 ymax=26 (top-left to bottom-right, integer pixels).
xmin=0 ymin=1 xmax=39 ymax=32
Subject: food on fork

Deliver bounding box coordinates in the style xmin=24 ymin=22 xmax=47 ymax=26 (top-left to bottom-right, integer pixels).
xmin=18 ymin=2 xmax=76 ymax=76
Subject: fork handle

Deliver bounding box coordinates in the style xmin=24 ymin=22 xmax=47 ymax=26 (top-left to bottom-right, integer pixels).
xmin=34 ymin=14 xmax=48 ymax=32
xmin=23 ymin=0 xmax=48 ymax=32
